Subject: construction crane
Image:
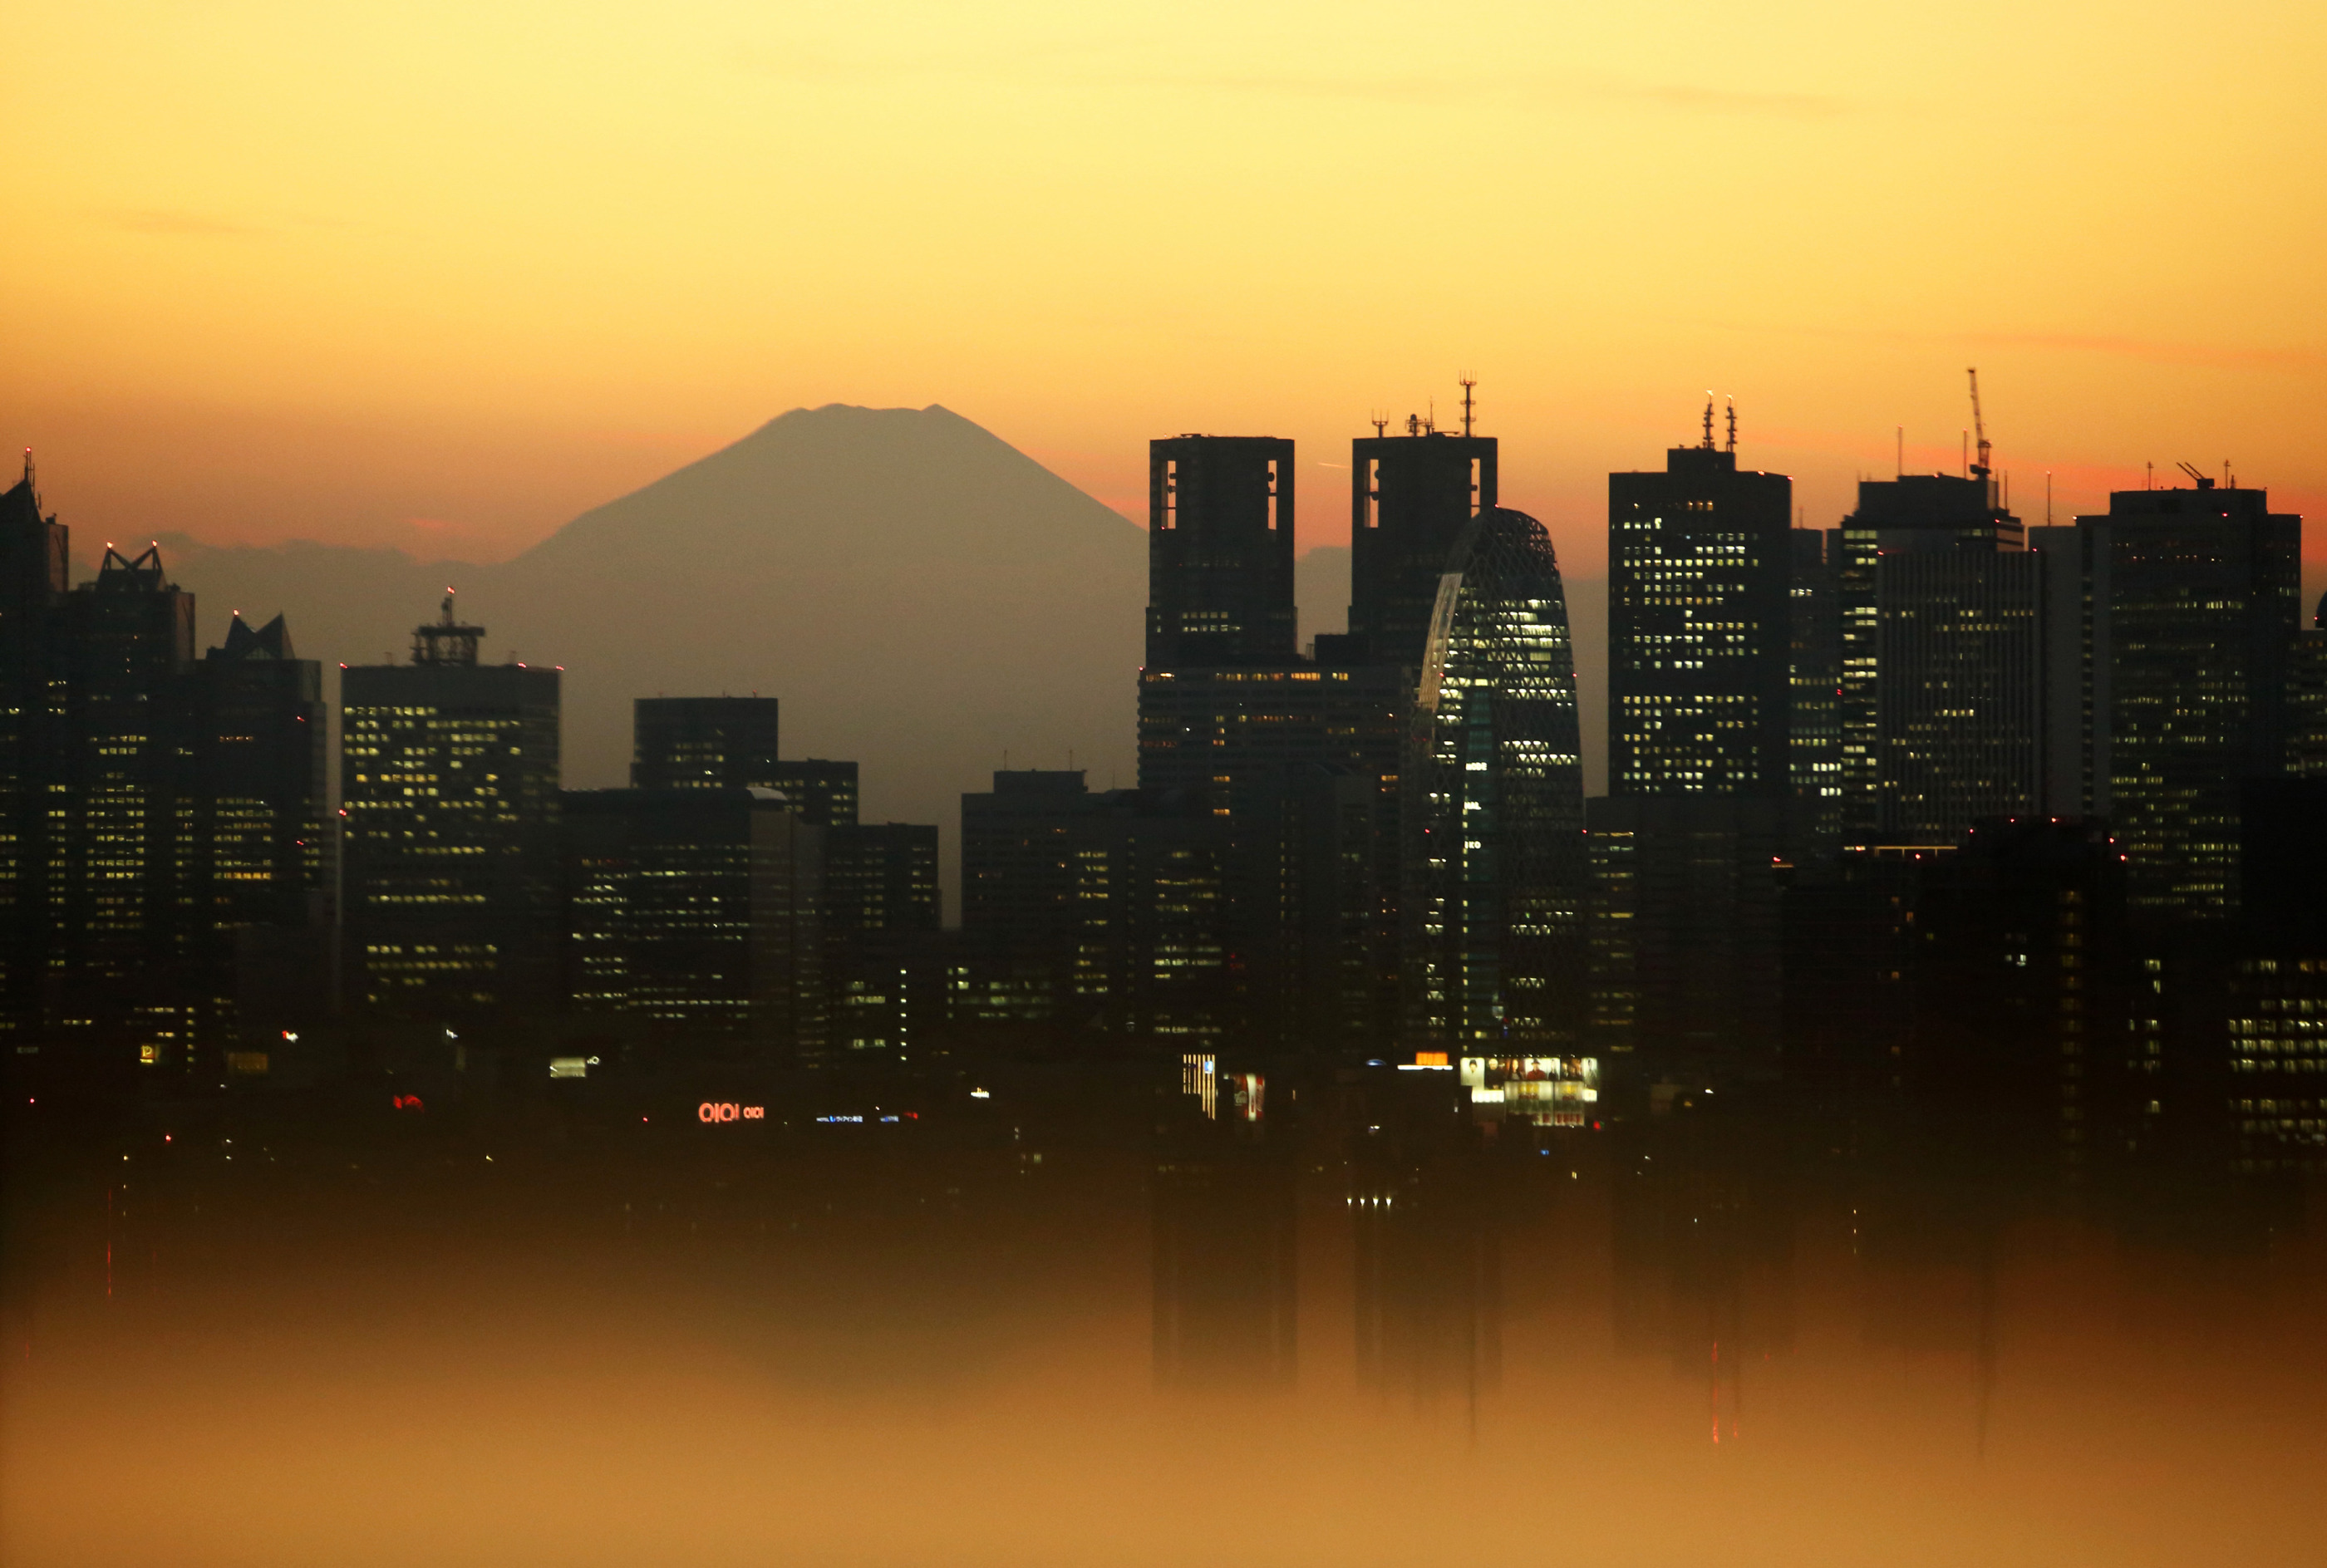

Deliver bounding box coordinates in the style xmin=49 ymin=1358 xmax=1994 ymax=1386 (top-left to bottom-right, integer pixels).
xmin=1966 ymin=366 xmax=1992 ymax=479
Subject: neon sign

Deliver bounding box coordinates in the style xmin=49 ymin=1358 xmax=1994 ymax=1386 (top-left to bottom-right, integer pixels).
xmin=696 ymin=1102 xmax=765 ymax=1123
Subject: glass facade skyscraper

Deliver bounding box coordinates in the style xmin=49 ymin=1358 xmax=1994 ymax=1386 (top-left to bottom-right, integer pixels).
xmin=1404 ymin=507 xmax=1587 ymax=1047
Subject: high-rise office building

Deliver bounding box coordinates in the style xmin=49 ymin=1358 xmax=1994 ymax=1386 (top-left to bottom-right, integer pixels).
xmin=2080 ymin=481 xmax=2301 ymax=922
xmin=342 ymin=597 xmax=560 ymax=1018
xmin=179 ymin=614 xmax=329 ymax=932
xmin=1584 ymin=794 xmax=1786 ymax=1061
xmin=1608 ymin=411 xmax=1793 ymax=798
xmin=1346 ymin=416 xmax=1496 ymax=667
xmin=2288 ymin=591 xmax=2327 ymax=779
xmin=1136 ymin=428 xmax=1409 ymax=1054
xmin=1834 ymin=470 xmax=2021 ymax=843
xmin=1787 ymin=528 xmax=1843 ymax=863
xmin=1597 ymin=414 xmax=1792 ymax=1063
xmin=824 ymin=821 xmax=942 ymax=1059
xmin=0 ymin=459 xmax=66 ymax=1035
xmin=760 ymin=759 xmax=859 ymax=831
xmin=558 ymin=786 xmax=823 ymax=1056
xmin=631 ymin=696 xmax=781 ymax=791
xmin=1144 ymin=435 xmax=1296 ymax=669
xmin=48 ymin=545 xmax=195 ymax=1056
xmin=1404 ymin=508 xmax=1587 ymax=1047
xmin=1874 ymin=532 xmax=2044 ymax=843
xmin=176 ymin=613 xmax=332 ymax=1054
xmin=957 ymin=770 xmax=1237 ymax=1044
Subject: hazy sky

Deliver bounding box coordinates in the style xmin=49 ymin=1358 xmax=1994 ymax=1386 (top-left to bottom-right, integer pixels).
xmin=7 ymin=1 xmax=2323 ymax=574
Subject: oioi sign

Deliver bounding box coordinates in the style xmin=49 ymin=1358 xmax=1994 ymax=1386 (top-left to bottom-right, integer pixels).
xmin=697 ymin=1102 xmax=766 ymax=1123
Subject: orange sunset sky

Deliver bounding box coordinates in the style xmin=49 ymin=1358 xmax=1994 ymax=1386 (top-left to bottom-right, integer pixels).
xmin=6 ymin=0 xmax=2323 ymax=578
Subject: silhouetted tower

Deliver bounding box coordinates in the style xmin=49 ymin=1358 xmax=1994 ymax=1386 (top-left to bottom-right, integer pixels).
xmin=1607 ymin=402 xmax=1793 ymax=797
xmin=632 ymin=696 xmax=782 ymax=790
xmin=342 ymin=596 xmax=560 ymax=1019
xmin=1349 ymin=404 xmax=1497 ymax=668
xmin=1834 ymin=456 xmax=2020 ymax=843
xmin=50 ymin=544 xmax=195 ymax=1010
xmin=0 ymin=455 xmax=67 ymax=1033
xmin=2078 ymin=478 xmax=2301 ymax=922
xmin=1145 ymin=435 xmax=1297 ymax=668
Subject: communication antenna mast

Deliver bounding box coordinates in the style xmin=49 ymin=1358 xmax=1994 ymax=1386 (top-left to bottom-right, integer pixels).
xmin=1371 ymin=411 xmax=1388 ymax=438
xmin=1459 ymin=375 xmax=1477 ymax=437
xmin=1966 ymin=367 xmax=1992 ymax=479
xmin=1702 ymin=394 xmax=1716 ymax=450
xmin=1724 ymin=397 xmax=1737 ymax=454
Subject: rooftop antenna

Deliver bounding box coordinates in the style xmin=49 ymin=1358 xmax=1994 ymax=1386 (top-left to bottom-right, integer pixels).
xmin=1703 ymin=394 xmax=1716 ymax=450
xmin=2045 ymin=470 xmax=2053 ymax=524
xmin=1406 ymin=411 xmax=1422 ymax=436
xmin=1897 ymin=427 xmax=1903 ymax=477
xmin=1966 ymin=367 xmax=1992 ymax=479
xmin=1371 ymin=411 xmax=1388 ymax=438
xmin=19 ymin=448 xmax=30 ymax=489
xmin=1459 ymin=375 xmax=1477 ymax=437
xmin=1424 ymin=397 xmax=1436 ymax=435
xmin=1724 ymin=397 xmax=1737 ymax=454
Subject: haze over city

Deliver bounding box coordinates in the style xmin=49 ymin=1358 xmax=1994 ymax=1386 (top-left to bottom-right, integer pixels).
xmin=7 ymin=7 xmax=2327 ymax=1568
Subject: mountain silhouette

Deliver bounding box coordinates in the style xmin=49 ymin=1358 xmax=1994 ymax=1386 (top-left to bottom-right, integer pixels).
xmin=157 ymin=405 xmax=1149 ymax=912
xmin=148 ymin=405 xmax=1625 ymax=916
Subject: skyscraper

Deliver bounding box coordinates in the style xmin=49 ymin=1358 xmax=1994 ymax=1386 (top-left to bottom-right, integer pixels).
xmin=1136 ymin=427 xmax=1409 ymax=1054
xmin=1144 ymin=435 xmax=1296 ymax=669
xmin=631 ymin=696 xmax=781 ymax=791
xmin=342 ymin=597 xmax=561 ymax=1019
xmin=759 ymin=759 xmax=859 ymax=831
xmin=824 ymin=820 xmax=942 ymax=1059
xmin=0 ymin=458 xmax=66 ymax=1037
xmin=2287 ymin=591 xmax=2327 ymax=779
xmin=1834 ymin=469 xmax=2021 ymax=843
xmin=48 ymin=545 xmax=195 ymax=1059
xmin=1346 ymin=414 xmax=1496 ymax=667
xmin=558 ymin=786 xmax=823 ymax=1056
xmin=2081 ymin=480 xmax=2301 ymax=922
xmin=1874 ymin=532 xmax=2044 ymax=843
xmin=179 ymin=614 xmax=329 ymax=933
xmin=1596 ymin=411 xmax=1793 ymax=1064
xmin=176 ymin=612 xmax=332 ymax=1054
xmin=1787 ymin=528 xmax=1843 ymax=863
xmin=1404 ymin=507 xmax=1587 ymax=1047
xmin=1607 ymin=408 xmax=1793 ymax=798
xmin=957 ymin=770 xmax=1237 ymax=1044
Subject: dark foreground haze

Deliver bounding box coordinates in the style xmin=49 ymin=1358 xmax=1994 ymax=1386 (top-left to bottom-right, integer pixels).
xmin=7 ymin=1069 xmax=2323 ymax=1567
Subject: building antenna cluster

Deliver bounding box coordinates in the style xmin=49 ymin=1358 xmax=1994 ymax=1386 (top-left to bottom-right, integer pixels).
xmin=1724 ymin=397 xmax=1737 ymax=454
xmin=1702 ymin=393 xmax=1716 ymax=450
xmin=1459 ymin=375 xmax=1478 ymax=438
